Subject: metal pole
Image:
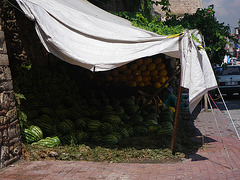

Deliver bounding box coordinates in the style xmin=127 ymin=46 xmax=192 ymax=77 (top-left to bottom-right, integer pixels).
xmin=171 ymin=69 xmax=182 ymax=155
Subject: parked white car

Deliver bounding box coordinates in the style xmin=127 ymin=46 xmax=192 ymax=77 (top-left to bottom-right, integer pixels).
xmin=214 ymin=65 xmax=240 ymax=96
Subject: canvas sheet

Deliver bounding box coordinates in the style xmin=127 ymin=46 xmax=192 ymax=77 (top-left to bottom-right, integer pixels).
xmin=16 ymin=0 xmax=218 ymax=112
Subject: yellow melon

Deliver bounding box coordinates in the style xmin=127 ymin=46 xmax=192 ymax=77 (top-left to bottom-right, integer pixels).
xmin=129 ymin=75 xmax=134 ymax=81
xmin=145 ymin=81 xmax=152 ymax=86
xmin=130 ymin=64 xmax=138 ymax=70
xmin=168 ymin=107 xmax=175 ymax=113
xmin=142 ymin=76 xmax=149 ymax=82
xmin=158 ymin=77 xmax=166 ymax=84
xmin=151 ymin=75 xmax=159 ymax=82
xmin=113 ymin=77 xmax=120 ymax=83
xmin=136 ymin=58 xmax=143 ymax=65
xmin=153 ymin=82 xmax=161 ymax=88
xmin=123 ymin=69 xmax=131 ymax=76
xmin=142 ymin=71 xmax=150 ymax=77
xmin=164 ymin=83 xmax=169 ymax=87
xmin=139 ymin=64 xmax=147 ymax=71
xmin=106 ymin=75 xmax=113 ymax=81
xmin=143 ymin=58 xmax=152 ymax=65
xmin=119 ymin=75 xmax=127 ymax=82
xmin=154 ymin=57 xmax=162 ymax=64
xmin=157 ymin=63 xmax=166 ymax=70
xmin=118 ymin=65 xmax=127 ymax=72
xmin=135 ymin=76 xmax=143 ymax=83
xmin=147 ymin=63 xmax=156 ymax=71
xmin=138 ymin=82 xmax=145 ymax=87
xmin=150 ymin=69 xmax=158 ymax=76
xmin=128 ymin=81 xmax=137 ymax=87
xmin=133 ymin=69 xmax=141 ymax=76
xmin=112 ymin=69 xmax=119 ymax=76
xmin=164 ymin=76 xmax=169 ymax=81
xmin=159 ymin=69 xmax=168 ymax=77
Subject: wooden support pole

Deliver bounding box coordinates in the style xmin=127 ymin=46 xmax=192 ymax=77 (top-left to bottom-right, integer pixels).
xmin=171 ymin=69 xmax=182 ymax=155
xmin=204 ymin=93 xmax=208 ymax=112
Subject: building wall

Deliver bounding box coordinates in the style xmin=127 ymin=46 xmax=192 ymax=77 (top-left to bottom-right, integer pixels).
xmin=0 ymin=18 xmax=22 ymax=169
xmin=153 ymin=0 xmax=203 ymax=20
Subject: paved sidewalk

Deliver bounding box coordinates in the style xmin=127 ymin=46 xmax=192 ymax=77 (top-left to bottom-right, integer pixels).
xmin=1 ymin=110 xmax=240 ymax=180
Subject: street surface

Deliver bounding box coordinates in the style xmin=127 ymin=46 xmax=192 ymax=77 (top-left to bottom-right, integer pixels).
xmin=214 ymin=93 xmax=240 ymax=138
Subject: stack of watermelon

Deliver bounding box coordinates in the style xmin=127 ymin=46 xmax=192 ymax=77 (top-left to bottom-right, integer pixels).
xmin=14 ymin=61 xmax=175 ymax=146
xmin=24 ymin=125 xmax=43 ymax=143
xmin=32 ymin=136 xmax=61 ymax=148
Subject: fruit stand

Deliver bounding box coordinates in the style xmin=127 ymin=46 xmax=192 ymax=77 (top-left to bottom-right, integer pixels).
xmin=8 ymin=0 xmax=218 ymax=156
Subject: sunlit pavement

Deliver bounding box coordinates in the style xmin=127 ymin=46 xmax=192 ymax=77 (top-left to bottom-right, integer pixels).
xmin=1 ymin=110 xmax=240 ymax=180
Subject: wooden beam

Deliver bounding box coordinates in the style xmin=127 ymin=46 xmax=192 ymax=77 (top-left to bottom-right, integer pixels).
xmin=171 ymin=69 xmax=182 ymax=155
xmin=204 ymin=93 xmax=208 ymax=112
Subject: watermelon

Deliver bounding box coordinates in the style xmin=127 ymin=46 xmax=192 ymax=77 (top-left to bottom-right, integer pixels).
xmin=113 ymin=105 xmax=124 ymax=114
xmin=118 ymin=113 xmax=130 ymax=122
xmin=121 ymin=98 xmax=135 ymax=106
xmin=101 ymin=98 xmax=110 ymax=106
xmin=75 ymin=118 xmax=88 ymax=130
xmin=102 ymin=115 xmax=122 ymax=124
xmin=148 ymin=125 xmax=161 ymax=133
xmin=134 ymin=126 xmax=148 ymax=135
xmin=99 ymin=122 xmax=114 ymax=135
xmin=130 ymin=114 xmax=143 ymax=123
xmin=57 ymin=120 xmax=74 ymax=135
xmin=111 ymin=132 xmax=122 ymax=141
xmin=29 ymin=125 xmax=43 ymax=140
xmin=50 ymin=136 xmax=61 ymax=145
xmin=76 ymin=131 xmax=88 ymax=143
xmin=160 ymin=121 xmax=173 ymax=130
xmin=24 ymin=129 xmax=39 ymax=143
xmin=88 ymin=120 xmax=102 ymax=132
xmin=159 ymin=109 xmax=174 ymax=123
xmin=121 ymin=124 xmax=134 ymax=136
xmin=120 ymin=128 xmax=129 ymax=139
xmin=103 ymin=134 xmax=119 ymax=145
xmin=146 ymin=119 xmax=158 ymax=125
xmin=90 ymin=133 xmax=103 ymax=144
xmin=124 ymin=105 xmax=139 ymax=115
xmin=157 ymin=129 xmax=172 ymax=136
xmin=60 ymin=135 xmax=78 ymax=145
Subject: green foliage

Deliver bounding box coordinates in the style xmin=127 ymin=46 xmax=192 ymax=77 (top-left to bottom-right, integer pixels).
xmin=18 ymin=110 xmax=28 ymax=129
xmin=165 ymin=5 xmax=231 ymax=65
xmin=113 ymin=11 xmax=184 ymax=36
xmin=112 ymin=2 xmax=231 ymax=65
xmin=14 ymin=93 xmax=26 ymax=105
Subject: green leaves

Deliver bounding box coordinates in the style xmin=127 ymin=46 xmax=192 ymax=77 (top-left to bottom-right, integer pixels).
xmin=114 ymin=11 xmax=184 ymax=36
xmin=165 ymin=5 xmax=231 ymax=65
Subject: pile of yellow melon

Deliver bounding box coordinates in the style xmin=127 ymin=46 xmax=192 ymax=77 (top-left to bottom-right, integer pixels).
xmin=98 ymin=57 xmax=169 ymax=88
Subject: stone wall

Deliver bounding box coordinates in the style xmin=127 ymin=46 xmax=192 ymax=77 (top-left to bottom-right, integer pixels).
xmin=0 ymin=18 xmax=22 ymax=168
xmin=153 ymin=0 xmax=203 ymax=20
xmin=168 ymin=0 xmax=203 ymax=15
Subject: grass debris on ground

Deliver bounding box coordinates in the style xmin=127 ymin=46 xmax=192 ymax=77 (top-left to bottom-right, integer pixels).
xmin=21 ymin=114 xmax=202 ymax=164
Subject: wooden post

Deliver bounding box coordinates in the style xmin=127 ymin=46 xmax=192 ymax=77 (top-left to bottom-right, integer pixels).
xmin=171 ymin=69 xmax=182 ymax=155
xmin=204 ymin=93 xmax=208 ymax=112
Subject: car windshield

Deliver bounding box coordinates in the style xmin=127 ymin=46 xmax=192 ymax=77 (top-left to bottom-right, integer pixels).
xmin=214 ymin=66 xmax=240 ymax=76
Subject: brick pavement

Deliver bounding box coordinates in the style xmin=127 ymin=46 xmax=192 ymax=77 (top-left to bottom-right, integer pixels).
xmin=0 ymin=109 xmax=240 ymax=180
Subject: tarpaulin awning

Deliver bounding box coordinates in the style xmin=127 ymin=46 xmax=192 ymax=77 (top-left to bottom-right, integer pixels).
xmin=16 ymin=0 xmax=218 ymax=112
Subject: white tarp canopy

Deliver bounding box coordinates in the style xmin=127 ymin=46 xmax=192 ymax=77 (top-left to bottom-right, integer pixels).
xmin=16 ymin=0 xmax=218 ymax=113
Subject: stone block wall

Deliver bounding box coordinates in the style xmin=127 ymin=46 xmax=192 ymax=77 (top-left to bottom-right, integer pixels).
xmin=0 ymin=18 xmax=22 ymax=169
xmin=153 ymin=0 xmax=203 ymax=20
